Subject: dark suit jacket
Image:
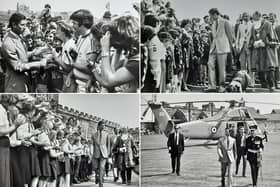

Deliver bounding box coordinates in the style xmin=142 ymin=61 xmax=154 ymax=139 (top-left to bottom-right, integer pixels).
xmin=235 ymin=134 xmax=247 ymax=154
xmin=167 ymin=132 xmax=184 ymax=155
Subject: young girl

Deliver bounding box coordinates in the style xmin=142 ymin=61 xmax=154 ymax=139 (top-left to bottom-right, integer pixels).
xmin=37 ymin=120 xmax=52 ymax=187
xmin=48 ymin=130 xmax=64 ymax=187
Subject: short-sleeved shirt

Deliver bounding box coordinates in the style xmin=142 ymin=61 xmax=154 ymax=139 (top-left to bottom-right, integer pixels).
xmin=61 ymin=38 xmax=76 ymax=66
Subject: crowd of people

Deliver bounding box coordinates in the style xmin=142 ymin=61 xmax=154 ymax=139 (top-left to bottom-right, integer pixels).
xmin=0 ymin=4 xmax=139 ymax=93
xmin=141 ymin=0 xmax=280 ymax=92
xmin=0 ymin=94 xmax=139 ymax=187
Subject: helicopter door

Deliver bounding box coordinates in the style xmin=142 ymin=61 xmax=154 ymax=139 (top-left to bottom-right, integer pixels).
xmin=226 ymin=122 xmax=236 ymax=137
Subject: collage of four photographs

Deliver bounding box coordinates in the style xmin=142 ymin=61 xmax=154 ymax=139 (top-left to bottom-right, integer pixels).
xmin=0 ymin=0 xmax=280 ymax=187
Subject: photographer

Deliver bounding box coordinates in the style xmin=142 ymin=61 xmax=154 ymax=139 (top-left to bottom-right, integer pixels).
xmin=92 ymin=15 xmax=139 ymax=92
xmin=113 ymin=127 xmax=137 ymax=185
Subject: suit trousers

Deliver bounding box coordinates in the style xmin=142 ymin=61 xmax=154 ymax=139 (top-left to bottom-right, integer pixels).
xmin=171 ymin=154 xmax=181 ymax=174
xmin=236 ymin=147 xmax=247 ymax=176
xmin=249 ymin=160 xmax=259 ymax=185
xmin=208 ymin=53 xmax=228 ymax=88
xmin=94 ymin=157 xmax=107 ymax=187
xmin=221 ymin=162 xmax=233 ymax=187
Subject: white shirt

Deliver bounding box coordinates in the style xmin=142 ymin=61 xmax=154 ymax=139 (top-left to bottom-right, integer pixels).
xmin=240 ymin=134 xmax=245 ymax=147
xmin=61 ymin=38 xmax=76 ymax=65
xmin=174 ymin=132 xmax=179 ymax=145
xmin=0 ymin=104 xmax=9 ymax=137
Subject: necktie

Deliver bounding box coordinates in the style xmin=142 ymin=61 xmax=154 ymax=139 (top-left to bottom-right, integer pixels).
xmin=216 ymin=20 xmax=218 ymax=31
xmin=227 ymin=137 xmax=229 ymax=149
xmin=99 ymin=131 xmax=102 ymax=144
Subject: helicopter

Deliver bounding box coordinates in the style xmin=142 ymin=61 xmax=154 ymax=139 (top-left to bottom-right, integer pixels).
xmin=141 ymin=99 xmax=272 ymax=141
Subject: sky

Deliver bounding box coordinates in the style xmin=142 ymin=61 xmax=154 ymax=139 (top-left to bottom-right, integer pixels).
xmin=141 ymin=94 xmax=280 ymax=121
xmin=170 ymin=0 xmax=280 ymax=23
xmin=59 ymin=94 xmax=139 ymax=128
xmin=0 ymin=0 xmax=139 ymax=18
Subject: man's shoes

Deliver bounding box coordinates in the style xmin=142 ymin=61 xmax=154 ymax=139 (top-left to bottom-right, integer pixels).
xmin=171 ymin=170 xmax=175 ymax=174
xmin=127 ymin=180 xmax=132 ymax=185
xmin=73 ymin=177 xmax=81 ymax=184
xmin=269 ymin=86 xmax=275 ymax=92
xmin=176 ymin=172 xmax=180 ymax=176
xmin=242 ymin=175 xmax=246 ymax=177
xmin=114 ymin=177 xmax=119 ymax=182
xmin=218 ymin=86 xmax=226 ymax=93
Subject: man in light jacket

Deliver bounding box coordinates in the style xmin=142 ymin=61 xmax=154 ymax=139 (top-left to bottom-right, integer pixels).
xmin=206 ymin=8 xmax=234 ymax=93
xmin=217 ymin=127 xmax=237 ymax=187
xmin=92 ymin=121 xmax=110 ymax=187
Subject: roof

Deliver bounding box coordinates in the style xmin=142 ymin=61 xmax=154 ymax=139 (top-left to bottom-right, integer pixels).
xmin=271 ymin=109 xmax=280 ymax=114
xmin=263 ymin=113 xmax=280 ymax=121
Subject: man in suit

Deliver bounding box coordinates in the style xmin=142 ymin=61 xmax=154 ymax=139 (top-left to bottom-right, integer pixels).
xmin=92 ymin=121 xmax=110 ymax=187
xmin=1 ymin=13 xmax=47 ymax=92
xmin=206 ymin=8 xmax=234 ymax=93
xmin=167 ymin=125 xmax=184 ymax=176
xmin=217 ymin=127 xmax=237 ymax=187
xmin=235 ymin=126 xmax=247 ymax=177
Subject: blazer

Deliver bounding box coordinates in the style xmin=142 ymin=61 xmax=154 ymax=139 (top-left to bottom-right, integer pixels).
xmin=217 ymin=136 xmax=236 ymax=163
xmin=92 ymin=130 xmax=110 ymax=159
xmin=210 ymin=17 xmax=234 ymax=54
xmin=167 ymin=132 xmax=184 ymax=155
xmin=1 ymin=31 xmax=30 ymax=92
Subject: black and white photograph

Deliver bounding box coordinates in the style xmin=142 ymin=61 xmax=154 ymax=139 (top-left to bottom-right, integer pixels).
xmin=0 ymin=93 xmax=140 ymax=187
xmin=141 ymin=93 xmax=280 ymax=187
xmin=141 ymin=0 xmax=280 ymax=93
xmin=0 ymin=0 xmax=140 ymax=93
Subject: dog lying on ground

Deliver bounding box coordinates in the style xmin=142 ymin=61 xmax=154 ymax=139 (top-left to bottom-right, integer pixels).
xmin=227 ymin=70 xmax=252 ymax=92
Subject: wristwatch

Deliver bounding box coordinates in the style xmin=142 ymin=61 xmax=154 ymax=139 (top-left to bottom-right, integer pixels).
xmin=101 ymin=51 xmax=110 ymax=57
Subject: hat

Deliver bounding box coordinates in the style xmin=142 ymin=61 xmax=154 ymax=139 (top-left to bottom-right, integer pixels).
xmin=103 ymin=11 xmax=111 ymax=19
xmin=249 ymin=125 xmax=258 ymax=130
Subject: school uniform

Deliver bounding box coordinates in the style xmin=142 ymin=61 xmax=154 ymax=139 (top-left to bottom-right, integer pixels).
xmin=37 ymin=131 xmax=52 ymax=177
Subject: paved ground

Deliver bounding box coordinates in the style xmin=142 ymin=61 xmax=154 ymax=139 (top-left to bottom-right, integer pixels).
xmin=72 ymin=172 xmax=139 ymax=187
xmin=183 ymin=84 xmax=280 ymax=93
xmin=141 ymin=132 xmax=280 ymax=187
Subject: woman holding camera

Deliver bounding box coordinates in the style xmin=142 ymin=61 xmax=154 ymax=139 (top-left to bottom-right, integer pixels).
xmin=113 ymin=128 xmax=137 ymax=185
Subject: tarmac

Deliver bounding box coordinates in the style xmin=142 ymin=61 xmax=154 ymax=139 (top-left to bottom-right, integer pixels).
xmin=141 ymin=132 xmax=280 ymax=187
